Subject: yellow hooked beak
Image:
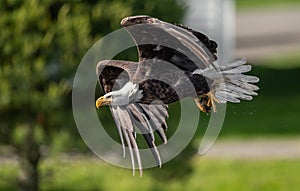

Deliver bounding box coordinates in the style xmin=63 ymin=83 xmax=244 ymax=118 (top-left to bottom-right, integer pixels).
xmin=96 ymin=96 xmax=113 ymax=109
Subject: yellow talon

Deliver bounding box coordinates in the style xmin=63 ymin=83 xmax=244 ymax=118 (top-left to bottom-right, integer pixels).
xmin=207 ymin=91 xmax=220 ymax=113
xmin=194 ymin=97 xmax=206 ymax=113
xmin=194 ymin=91 xmax=220 ymax=113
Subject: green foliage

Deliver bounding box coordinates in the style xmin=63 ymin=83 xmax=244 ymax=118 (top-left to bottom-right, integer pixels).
xmin=0 ymin=164 xmax=19 ymax=191
xmin=2 ymin=157 xmax=300 ymax=191
xmin=236 ymin=0 xmax=300 ymax=9
xmin=12 ymin=124 xmax=46 ymax=147
xmin=0 ymin=0 xmax=91 ymax=147
xmin=0 ymin=0 xmax=186 ymax=146
xmin=0 ymin=0 xmax=186 ymax=189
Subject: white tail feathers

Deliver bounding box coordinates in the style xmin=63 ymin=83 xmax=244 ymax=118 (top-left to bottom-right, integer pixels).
xmin=193 ymin=58 xmax=259 ymax=103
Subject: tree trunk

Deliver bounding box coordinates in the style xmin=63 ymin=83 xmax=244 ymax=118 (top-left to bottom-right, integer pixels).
xmin=17 ymin=126 xmax=40 ymax=191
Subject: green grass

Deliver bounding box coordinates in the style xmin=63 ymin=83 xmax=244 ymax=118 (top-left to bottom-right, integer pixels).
xmin=220 ymin=65 xmax=300 ymax=136
xmin=1 ymin=157 xmax=300 ymax=191
xmin=236 ymin=0 xmax=300 ymax=9
xmin=221 ymin=95 xmax=300 ymax=136
xmin=0 ymin=164 xmax=18 ymax=191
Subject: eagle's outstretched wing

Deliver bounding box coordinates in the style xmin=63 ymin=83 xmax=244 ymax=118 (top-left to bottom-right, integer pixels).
xmin=121 ymin=15 xmax=259 ymax=105
xmin=121 ymin=15 xmax=218 ymax=71
xmin=97 ymin=60 xmax=168 ymax=176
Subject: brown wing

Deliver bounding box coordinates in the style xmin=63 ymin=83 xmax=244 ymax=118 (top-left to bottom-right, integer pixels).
xmin=121 ymin=15 xmax=218 ymax=71
xmin=96 ymin=60 xmax=137 ymax=93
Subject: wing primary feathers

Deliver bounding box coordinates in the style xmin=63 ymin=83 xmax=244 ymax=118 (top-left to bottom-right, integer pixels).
xmin=219 ymin=57 xmax=246 ymax=69
xmin=141 ymin=113 xmax=156 ymax=142
xmin=128 ymin=104 xmax=155 ymax=140
xmin=111 ymin=107 xmax=126 ymax=158
xmin=122 ymin=124 xmax=135 ymax=175
xmin=155 ymin=127 xmax=167 ymax=144
xmin=164 ymin=26 xmax=211 ymax=67
xmin=121 ymin=16 xmax=218 ymax=71
xmin=109 ymin=98 xmax=168 ymax=174
xmin=175 ymin=23 xmax=218 ymax=57
xmin=221 ymin=65 xmax=252 ymax=74
xmin=140 ymin=105 xmax=168 ymax=144
xmin=134 ymin=104 xmax=165 ymax=166
xmin=137 ymin=106 xmax=156 ymax=142
xmin=117 ymin=107 xmax=139 ymax=176
xmin=127 ymin=104 xmax=163 ymax=167
xmin=142 ymin=133 xmax=163 ymax=168
xmin=127 ymin=129 xmax=143 ymax=177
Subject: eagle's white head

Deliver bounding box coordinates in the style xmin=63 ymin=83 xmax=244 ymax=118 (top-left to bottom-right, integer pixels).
xmin=96 ymin=82 xmax=143 ymax=108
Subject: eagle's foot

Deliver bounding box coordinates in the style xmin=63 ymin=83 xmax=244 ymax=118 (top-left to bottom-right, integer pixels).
xmin=194 ymin=91 xmax=220 ymax=113
xmin=206 ymin=91 xmax=220 ymax=113
xmin=194 ymin=97 xmax=208 ymax=113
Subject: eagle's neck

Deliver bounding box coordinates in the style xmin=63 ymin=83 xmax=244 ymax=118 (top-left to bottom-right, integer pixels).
xmin=108 ymin=82 xmax=143 ymax=106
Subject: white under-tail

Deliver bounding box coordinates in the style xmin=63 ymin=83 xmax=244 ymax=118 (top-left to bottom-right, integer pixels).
xmin=193 ymin=58 xmax=260 ymax=104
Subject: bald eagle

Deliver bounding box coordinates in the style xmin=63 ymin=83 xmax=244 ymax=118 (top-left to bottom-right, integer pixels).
xmin=95 ymin=15 xmax=259 ymax=175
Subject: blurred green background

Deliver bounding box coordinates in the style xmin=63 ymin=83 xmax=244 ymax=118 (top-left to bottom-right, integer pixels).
xmin=1 ymin=0 xmax=300 ymax=191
